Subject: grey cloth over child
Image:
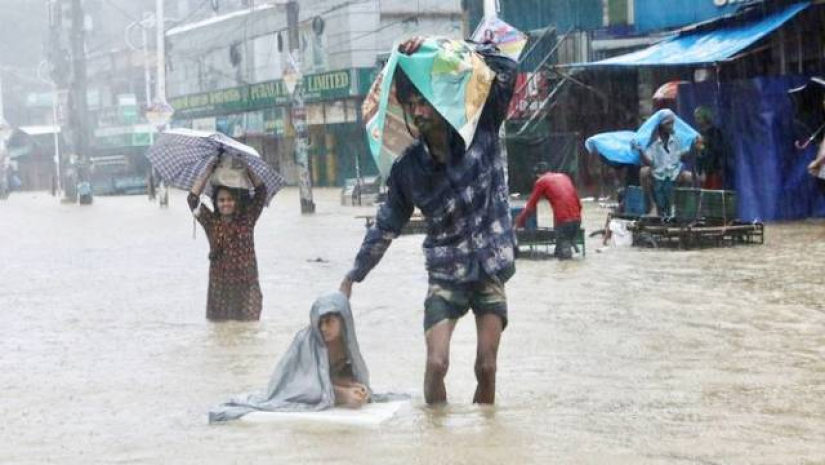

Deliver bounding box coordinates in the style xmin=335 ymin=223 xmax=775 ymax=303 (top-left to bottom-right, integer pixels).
xmin=209 ymin=292 xmax=371 ymax=422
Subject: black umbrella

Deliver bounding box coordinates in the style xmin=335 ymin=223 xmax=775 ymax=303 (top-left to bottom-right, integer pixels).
xmin=789 ymin=77 xmax=825 ymax=150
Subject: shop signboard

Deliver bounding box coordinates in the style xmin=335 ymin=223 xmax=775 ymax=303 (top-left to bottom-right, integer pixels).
xmin=93 ymin=125 xmax=153 ymax=148
xmin=118 ymin=94 xmax=139 ymax=125
xmin=633 ymin=0 xmax=744 ymax=32
xmin=170 ymin=68 xmax=368 ymax=120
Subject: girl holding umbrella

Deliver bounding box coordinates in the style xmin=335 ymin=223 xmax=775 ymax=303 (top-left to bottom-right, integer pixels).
xmin=188 ymin=164 xmax=267 ymax=321
xmin=147 ymin=129 xmax=286 ymax=321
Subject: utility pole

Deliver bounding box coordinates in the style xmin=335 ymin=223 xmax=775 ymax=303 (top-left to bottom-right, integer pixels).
xmin=140 ymin=18 xmax=153 ymax=120
xmin=69 ymin=0 xmax=90 ymax=200
xmin=285 ymin=0 xmax=315 ymax=214
xmin=47 ymin=0 xmax=68 ymax=198
xmin=482 ymin=0 xmax=510 ymax=188
xmin=155 ymin=0 xmax=166 ymax=105
xmin=0 ymin=72 xmax=9 ymax=200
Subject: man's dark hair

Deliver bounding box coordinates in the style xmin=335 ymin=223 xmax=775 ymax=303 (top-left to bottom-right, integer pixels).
xmin=533 ymin=162 xmax=550 ymax=177
xmin=394 ymin=68 xmax=420 ymax=106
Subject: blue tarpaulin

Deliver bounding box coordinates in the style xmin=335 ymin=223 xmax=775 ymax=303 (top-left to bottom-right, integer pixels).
xmin=679 ymin=76 xmax=825 ymax=222
xmin=585 ymin=111 xmax=699 ymax=167
xmin=585 ymin=131 xmax=638 ymax=166
xmin=574 ymin=2 xmax=809 ymax=67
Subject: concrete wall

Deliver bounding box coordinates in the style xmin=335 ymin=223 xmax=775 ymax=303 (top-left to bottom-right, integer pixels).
xmin=166 ymin=0 xmax=463 ymax=98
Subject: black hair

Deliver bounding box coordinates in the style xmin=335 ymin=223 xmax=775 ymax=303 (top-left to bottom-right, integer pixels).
xmin=533 ymin=162 xmax=550 ymax=176
xmin=394 ymin=68 xmax=420 ymax=106
xmin=211 ymin=185 xmax=250 ymax=215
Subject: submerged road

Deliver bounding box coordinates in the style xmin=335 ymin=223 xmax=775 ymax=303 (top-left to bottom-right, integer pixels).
xmin=1 ymin=188 xmax=823 ymax=464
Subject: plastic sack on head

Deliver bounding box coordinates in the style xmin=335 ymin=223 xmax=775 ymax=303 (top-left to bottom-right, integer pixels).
xmin=633 ymin=109 xmax=700 ymax=150
xmin=362 ymin=38 xmax=496 ymax=178
xmin=471 ymin=16 xmax=527 ymax=62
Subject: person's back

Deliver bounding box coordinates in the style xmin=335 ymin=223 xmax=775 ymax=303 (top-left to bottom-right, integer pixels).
xmin=515 ymin=170 xmax=582 ymax=260
xmin=534 ymin=173 xmax=581 ymax=225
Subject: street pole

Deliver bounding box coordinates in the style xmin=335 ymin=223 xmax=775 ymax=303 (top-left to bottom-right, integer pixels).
xmin=155 ymin=0 xmax=166 ymax=105
xmin=141 ymin=20 xmax=153 ymax=131
xmin=47 ymin=0 xmax=68 ymax=199
xmin=482 ymin=0 xmax=511 ymax=189
xmin=286 ymin=0 xmax=315 ymax=214
xmin=0 ymin=72 xmax=8 ymax=199
xmin=70 ymin=0 xmax=90 ymax=200
xmin=154 ymin=0 xmax=170 ymax=207
xmin=38 ymin=61 xmax=63 ymax=196
xmin=0 ymin=67 xmax=5 ymax=122
xmin=51 ymin=83 xmax=61 ymax=195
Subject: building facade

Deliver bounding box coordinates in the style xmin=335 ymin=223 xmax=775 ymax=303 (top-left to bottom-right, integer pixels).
xmin=165 ymin=0 xmax=462 ymax=187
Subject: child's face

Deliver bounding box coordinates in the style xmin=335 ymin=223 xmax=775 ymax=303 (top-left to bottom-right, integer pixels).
xmin=216 ymin=189 xmax=237 ymax=216
xmin=319 ymin=314 xmax=343 ymax=343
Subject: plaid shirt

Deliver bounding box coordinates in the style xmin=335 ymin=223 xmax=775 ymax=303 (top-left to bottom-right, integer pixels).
xmin=348 ymin=45 xmax=517 ymax=285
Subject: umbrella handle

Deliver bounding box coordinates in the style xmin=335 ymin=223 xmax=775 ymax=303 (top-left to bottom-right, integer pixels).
xmin=796 ymin=122 xmax=825 ymax=151
xmin=796 ymin=139 xmax=813 ymax=150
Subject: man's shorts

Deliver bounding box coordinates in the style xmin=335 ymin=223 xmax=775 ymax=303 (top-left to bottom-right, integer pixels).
xmin=424 ymin=278 xmax=508 ymax=332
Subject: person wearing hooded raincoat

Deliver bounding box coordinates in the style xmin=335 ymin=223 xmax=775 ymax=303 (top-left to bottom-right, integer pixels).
xmin=209 ymin=292 xmax=374 ymax=422
xmin=633 ymin=109 xmax=701 ymax=216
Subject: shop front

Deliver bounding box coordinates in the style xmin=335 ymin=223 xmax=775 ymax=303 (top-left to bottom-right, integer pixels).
xmin=169 ymin=68 xmax=379 ymax=187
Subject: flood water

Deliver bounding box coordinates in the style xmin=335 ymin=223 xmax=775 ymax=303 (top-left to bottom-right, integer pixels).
xmin=1 ymin=188 xmax=823 ymax=464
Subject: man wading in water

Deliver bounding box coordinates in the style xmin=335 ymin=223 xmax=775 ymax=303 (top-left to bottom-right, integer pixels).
xmin=340 ymin=36 xmax=517 ymax=405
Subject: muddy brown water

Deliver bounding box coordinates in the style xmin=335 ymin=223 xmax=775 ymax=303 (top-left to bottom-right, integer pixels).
xmin=1 ymin=189 xmax=823 ymax=464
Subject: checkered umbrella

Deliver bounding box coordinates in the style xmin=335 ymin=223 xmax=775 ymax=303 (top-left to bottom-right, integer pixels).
xmin=146 ymin=128 xmax=287 ymax=205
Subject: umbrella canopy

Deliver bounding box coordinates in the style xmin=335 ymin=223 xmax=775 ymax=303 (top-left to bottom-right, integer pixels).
xmin=146 ymin=128 xmax=286 ymax=205
xmin=789 ymin=77 xmax=825 ymax=144
xmin=652 ymin=80 xmax=688 ymax=101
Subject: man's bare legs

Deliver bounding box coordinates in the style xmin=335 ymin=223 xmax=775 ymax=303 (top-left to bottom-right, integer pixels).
xmin=640 ymin=166 xmax=654 ymax=214
xmin=424 ymin=319 xmax=457 ymax=405
xmin=472 ymin=313 xmax=503 ymax=404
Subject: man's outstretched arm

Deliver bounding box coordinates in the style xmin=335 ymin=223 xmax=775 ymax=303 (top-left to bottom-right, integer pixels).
xmin=341 ymin=168 xmax=414 ymax=298
xmin=515 ymin=182 xmax=544 ymax=228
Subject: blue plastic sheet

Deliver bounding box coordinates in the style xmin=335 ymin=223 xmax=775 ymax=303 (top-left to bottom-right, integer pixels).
xmin=585 ymin=111 xmax=699 ymax=167
xmin=678 ymin=76 xmax=825 ymax=222
xmin=572 ymin=2 xmax=809 ymax=67
xmin=633 ymin=109 xmax=700 ymax=152
xmin=585 ymin=131 xmax=638 ymax=166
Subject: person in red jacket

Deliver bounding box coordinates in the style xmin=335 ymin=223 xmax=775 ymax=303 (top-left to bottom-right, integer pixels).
xmin=515 ymin=164 xmax=582 ymax=259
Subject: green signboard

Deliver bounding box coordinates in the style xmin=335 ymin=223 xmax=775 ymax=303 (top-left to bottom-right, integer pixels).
xmin=171 ymin=68 xmax=368 ymax=120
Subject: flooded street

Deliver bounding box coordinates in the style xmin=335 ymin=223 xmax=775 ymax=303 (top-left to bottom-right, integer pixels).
xmin=1 ymin=188 xmax=823 ymax=464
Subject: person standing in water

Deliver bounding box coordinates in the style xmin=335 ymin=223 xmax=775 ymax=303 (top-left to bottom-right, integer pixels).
xmin=340 ymin=36 xmax=517 ymax=405
xmin=188 ymin=167 xmax=267 ymax=321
